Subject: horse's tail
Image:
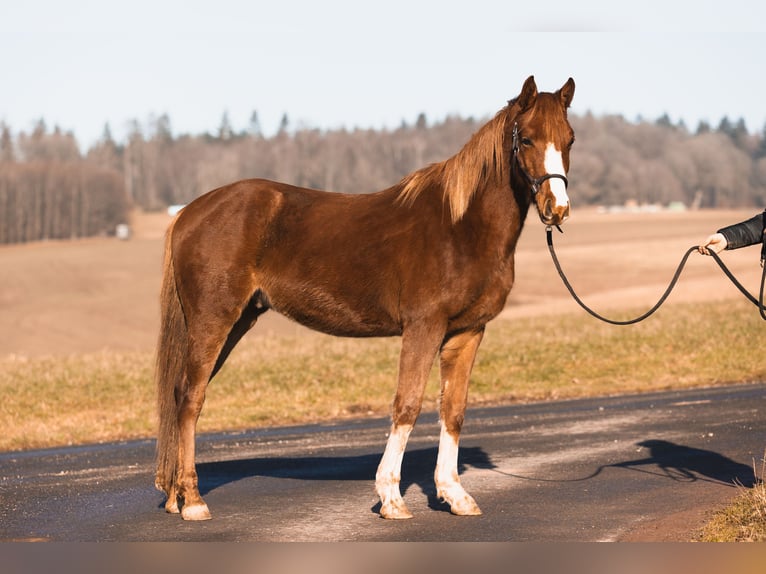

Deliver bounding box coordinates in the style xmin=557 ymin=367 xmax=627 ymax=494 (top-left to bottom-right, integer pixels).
xmin=154 ymin=217 xmax=187 ymax=496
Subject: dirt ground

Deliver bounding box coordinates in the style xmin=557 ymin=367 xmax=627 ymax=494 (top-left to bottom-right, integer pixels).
xmin=0 ymin=206 xmax=761 ymax=358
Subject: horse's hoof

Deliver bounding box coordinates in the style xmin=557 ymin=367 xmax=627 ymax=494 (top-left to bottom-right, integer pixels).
xmin=164 ymin=499 xmax=180 ymax=514
xmin=438 ymin=487 xmax=483 ymax=516
xmin=181 ymin=503 xmax=212 ymax=521
xmin=450 ymin=500 xmax=482 ymax=516
xmin=379 ymin=501 xmax=413 ymax=520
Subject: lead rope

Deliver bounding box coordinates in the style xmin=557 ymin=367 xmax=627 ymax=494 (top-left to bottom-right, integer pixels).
xmin=545 ymin=226 xmax=766 ymax=324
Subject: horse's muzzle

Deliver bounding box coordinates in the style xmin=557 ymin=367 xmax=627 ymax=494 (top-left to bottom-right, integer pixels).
xmin=539 ymin=198 xmax=570 ymax=226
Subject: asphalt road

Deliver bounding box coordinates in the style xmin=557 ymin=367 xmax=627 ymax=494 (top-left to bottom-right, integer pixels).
xmin=1 ymin=382 xmax=763 ymax=542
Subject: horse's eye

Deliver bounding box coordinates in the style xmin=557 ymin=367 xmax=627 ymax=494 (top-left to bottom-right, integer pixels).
xmin=568 ymin=136 xmax=575 ymax=148
xmin=521 ymin=137 xmax=533 ymax=147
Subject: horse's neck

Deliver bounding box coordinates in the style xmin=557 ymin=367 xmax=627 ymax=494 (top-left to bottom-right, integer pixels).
xmin=462 ymin=180 xmax=529 ymax=257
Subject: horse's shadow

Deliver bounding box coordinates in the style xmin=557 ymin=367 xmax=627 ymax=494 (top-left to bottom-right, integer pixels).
xmin=190 ymin=439 xmax=757 ymax=515
xmin=195 ymin=445 xmax=495 ymax=514
xmin=608 ymin=439 xmax=757 ymax=487
xmin=497 ymin=439 xmax=757 ymax=488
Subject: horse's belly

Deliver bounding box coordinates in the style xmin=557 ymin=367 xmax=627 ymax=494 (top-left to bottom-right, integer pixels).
xmin=266 ymin=286 xmax=401 ymax=338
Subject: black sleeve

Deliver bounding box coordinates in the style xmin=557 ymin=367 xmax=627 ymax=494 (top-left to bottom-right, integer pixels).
xmin=718 ymin=212 xmax=765 ymax=250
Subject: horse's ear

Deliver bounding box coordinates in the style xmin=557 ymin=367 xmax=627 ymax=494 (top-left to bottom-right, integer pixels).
xmin=559 ymin=77 xmax=575 ymax=108
xmin=515 ymin=75 xmax=538 ymax=112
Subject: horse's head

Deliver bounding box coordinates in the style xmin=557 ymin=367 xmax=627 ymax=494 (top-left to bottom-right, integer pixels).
xmin=509 ymin=76 xmax=575 ymax=226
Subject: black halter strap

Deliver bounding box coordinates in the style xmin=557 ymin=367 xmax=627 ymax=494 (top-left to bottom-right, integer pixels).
xmin=529 ymin=173 xmax=569 ymax=195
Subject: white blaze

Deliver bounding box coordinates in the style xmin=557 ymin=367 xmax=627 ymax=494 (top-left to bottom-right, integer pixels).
xmin=544 ymin=143 xmax=569 ymax=208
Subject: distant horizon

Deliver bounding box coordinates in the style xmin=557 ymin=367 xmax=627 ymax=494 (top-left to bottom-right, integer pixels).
xmin=2 ymin=105 xmax=760 ymax=155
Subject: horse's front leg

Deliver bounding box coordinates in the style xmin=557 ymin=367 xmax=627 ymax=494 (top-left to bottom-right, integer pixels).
xmin=376 ymin=322 xmax=445 ymax=519
xmin=435 ymin=328 xmax=485 ymax=516
xmin=376 ymin=422 xmax=415 ymax=519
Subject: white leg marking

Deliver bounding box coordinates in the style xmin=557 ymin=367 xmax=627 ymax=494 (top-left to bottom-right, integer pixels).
xmin=544 ymin=143 xmax=570 ymax=208
xmin=376 ymin=424 xmax=414 ymax=519
xmin=434 ymin=421 xmax=482 ymax=516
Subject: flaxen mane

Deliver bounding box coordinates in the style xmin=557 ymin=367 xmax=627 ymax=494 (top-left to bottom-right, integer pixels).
xmin=398 ymin=105 xmax=514 ymax=223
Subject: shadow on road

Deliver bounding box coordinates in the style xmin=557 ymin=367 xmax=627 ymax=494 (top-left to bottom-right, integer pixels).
xmin=195 ymin=445 xmax=496 ymax=514
xmin=193 ymin=439 xmax=755 ymax=517
xmin=497 ymin=439 xmax=756 ymax=488
xmin=612 ymin=439 xmax=757 ymax=487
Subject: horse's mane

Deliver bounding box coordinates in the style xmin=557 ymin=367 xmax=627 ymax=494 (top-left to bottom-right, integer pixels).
xmin=398 ymin=104 xmax=515 ymax=223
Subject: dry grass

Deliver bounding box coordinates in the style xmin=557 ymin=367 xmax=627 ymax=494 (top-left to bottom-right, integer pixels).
xmin=698 ymin=453 xmax=766 ymax=542
xmin=0 ymin=352 xmax=154 ymax=450
xmin=1 ymin=298 xmax=763 ymax=453
xmin=481 ymin=299 xmax=766 ymax=401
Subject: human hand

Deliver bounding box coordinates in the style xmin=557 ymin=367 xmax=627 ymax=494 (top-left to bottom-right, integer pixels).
xmin=698 ymin=232 xmax=728 ymax=255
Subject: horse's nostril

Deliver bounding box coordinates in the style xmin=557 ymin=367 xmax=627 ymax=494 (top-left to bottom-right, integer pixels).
xmin=544 ymin=199 xmax=554 ymax=219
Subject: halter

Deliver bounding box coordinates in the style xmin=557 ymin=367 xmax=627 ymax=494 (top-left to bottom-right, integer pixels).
xmin=511 ymin=122 xmax=569 ymax=196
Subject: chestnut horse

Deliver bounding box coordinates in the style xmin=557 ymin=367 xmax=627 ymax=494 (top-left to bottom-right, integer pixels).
xmin=155 ymin=75 xmax=575 ymax=521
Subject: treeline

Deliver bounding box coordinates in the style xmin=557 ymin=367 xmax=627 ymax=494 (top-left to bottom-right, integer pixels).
xmin=1 ymin=111 xmax=765 ymax=244
xmin=0 ymin=122 xmax=126 ymax=243
xmin=570 ymin=113 xmax=766 ymax=208
xmin=117 ymin=113 xmax=478 ymax=210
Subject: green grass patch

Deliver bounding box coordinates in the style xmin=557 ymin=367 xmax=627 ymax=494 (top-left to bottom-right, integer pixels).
xmin=1 ymin=299 xmax=764 ymax=453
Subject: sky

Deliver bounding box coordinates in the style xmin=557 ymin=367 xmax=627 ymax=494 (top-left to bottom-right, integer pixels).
xmin=2 ymin=0 xmax=766 ymax=150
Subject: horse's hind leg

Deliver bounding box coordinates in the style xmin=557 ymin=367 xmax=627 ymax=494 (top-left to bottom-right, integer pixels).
xmin=175 ymin=297 xmax=264 ymax=521
xmin=435 ymin=328 xmax=484 ymax=516
xmin=174 ymin=351 xmax=215 ymax=521
xmin=376 ymin=322 xmax=445 ymax=519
